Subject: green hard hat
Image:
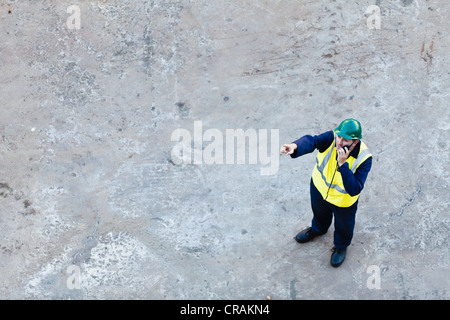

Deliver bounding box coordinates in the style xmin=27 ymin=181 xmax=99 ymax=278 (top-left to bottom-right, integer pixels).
xmin=334 ymin=118 xmax=362 ymax=140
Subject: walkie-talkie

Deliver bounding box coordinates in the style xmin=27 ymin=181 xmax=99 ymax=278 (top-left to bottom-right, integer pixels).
xmin=343 ymin=140 xmax=356 ymax=153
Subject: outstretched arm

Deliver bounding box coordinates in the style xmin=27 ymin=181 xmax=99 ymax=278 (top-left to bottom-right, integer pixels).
xmin=282 ymin=131 xmax=334 ymax=159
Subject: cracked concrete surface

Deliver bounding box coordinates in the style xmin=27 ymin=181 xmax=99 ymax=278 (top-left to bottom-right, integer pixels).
xmin=0 ymin=0 xmax=449 ymax=299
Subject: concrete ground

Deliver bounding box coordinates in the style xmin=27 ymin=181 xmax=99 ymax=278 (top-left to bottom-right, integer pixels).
xmin=0 ymin=0 xmax=448 ymax=300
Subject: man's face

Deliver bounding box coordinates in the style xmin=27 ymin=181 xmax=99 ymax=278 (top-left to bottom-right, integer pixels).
xmin=336 ymin=134 xmax=357 ymax=150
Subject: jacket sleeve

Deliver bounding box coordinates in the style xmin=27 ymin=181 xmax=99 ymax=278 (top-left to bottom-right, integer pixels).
xmin=290 ymin=131 xmax=334 ymax=158
xmin=338 ymin=156 xmax=373 ymax=197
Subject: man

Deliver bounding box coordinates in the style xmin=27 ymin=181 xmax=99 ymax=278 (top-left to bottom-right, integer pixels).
xmin=280 ymin=119 xmax=372 ymax=267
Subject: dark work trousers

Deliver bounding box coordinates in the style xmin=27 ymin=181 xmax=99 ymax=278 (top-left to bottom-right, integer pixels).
xmin=310 ymin=179 xmax=358 ymax=249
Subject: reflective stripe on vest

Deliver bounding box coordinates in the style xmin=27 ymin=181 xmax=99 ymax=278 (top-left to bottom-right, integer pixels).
xmin=311 ymin=134 xmax=372 ymax=207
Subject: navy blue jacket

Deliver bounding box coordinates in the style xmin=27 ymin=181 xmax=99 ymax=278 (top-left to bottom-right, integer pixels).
xmin=290 ymin=131 xmax=372 ymax=197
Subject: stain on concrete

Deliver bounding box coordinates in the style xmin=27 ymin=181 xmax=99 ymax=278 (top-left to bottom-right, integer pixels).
xmin=401 ymin=0 xmax=414 ymax=6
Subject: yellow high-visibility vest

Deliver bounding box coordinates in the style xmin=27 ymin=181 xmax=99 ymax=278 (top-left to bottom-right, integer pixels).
xmin=311 ymin=133 xmax=372 ymax=207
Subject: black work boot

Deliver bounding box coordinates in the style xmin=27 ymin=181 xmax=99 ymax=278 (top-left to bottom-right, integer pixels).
xmin=330 ymin=247 xmax=347 ymax=268
xmin=294 ymin=227 xmax=325 ymax=243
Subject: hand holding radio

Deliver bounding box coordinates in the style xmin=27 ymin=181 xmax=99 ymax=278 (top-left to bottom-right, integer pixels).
xmin=337 ymin=141 xmax=358 ymax=167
